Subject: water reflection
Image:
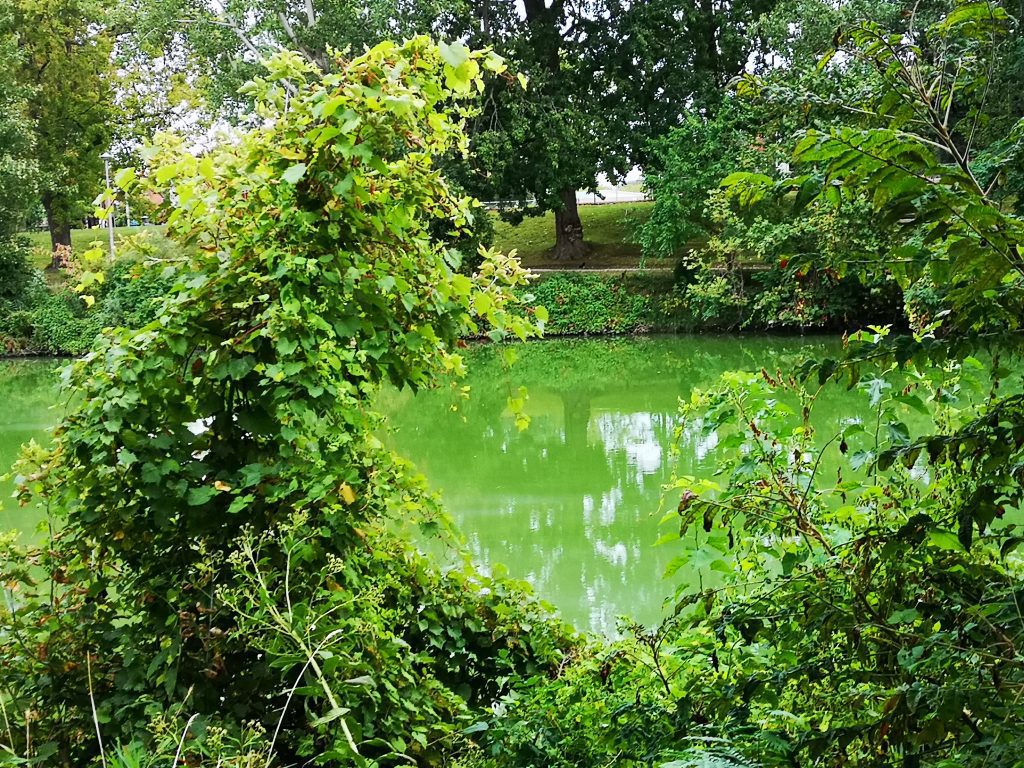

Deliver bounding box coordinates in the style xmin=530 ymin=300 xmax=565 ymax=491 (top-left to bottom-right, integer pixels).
xmin=382 ymin=335 xmax=847 ymax=634
xmin=1 ymin=338 xmax=857 ymax=635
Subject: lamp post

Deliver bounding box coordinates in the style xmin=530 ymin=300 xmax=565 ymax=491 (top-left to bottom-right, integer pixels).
xmin=101 ymin=151 xmax=115 ymax=259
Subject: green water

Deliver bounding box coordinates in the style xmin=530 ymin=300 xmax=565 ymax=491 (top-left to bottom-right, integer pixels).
xmin=0 ymin=359 xmax=65 ymax=540
xmin=0 ymin=337 xmax=858 ymax=634
xmin=382 ymin=336 xmax=856 ymax=633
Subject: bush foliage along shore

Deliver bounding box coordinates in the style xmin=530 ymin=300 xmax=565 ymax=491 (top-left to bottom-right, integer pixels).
xmin=0 ymin=234 xmax=178 ymax=356
xmin=1 ymin=254 xmax=910 ymax=356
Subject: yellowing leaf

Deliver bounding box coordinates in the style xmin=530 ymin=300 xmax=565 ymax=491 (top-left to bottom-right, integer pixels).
xmin=114 ymin=167 xmax=137 ymax=188
xmin=340 ymin=483 xmax=356 ymax=505
xmin=198 ymin=157 xmax=216 ymax=183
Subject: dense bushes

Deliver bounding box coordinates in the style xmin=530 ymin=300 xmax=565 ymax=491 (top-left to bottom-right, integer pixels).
xmin=0 ymin=233 xmax=178 ymax=354
xmin=20 ymin=290 xmax=100 ymax=354
xmin=526 ymin=268 xmax=902 ymax=335
xmin=640 ymin=100 xmax=773 ymax=259
xmin=3 ymin=257 xmax=906 ymax=355
xmin=527 ymin=272 xmax=674 ymax=334
xmin=0 ymin=40 xmax=575 ymax=767
xmin=0 ymin=236 xmax=35 ymax=304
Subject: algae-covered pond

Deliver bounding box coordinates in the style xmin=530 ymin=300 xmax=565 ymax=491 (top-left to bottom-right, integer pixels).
xmin=2 ymin=336 xmax=862 ymax=633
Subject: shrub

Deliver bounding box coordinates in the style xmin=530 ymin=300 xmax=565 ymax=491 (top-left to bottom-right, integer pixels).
xmin=26 ymin=290 xmax=100 ymax=354
xmin=95 ymin=259 xmax=177 ymax=330
xmin=746 ymin=267 xmax=903 ymax=330
xmin=680 ymin=272 xmax=747 ymax=329
xmin=1 ymin=40 xmax=570 ymax=767
xmin=0 ymin=236 xmax=36 ymax=304
xmin=529 ymin=272 xmax=655 ymax=334
xmin=0 ymin=229 xmax=184 ymax=354
xmin=903 ymin=275 xmax=948 ymax=331
xmin=641 ymin=100 xmax=772 ymax=259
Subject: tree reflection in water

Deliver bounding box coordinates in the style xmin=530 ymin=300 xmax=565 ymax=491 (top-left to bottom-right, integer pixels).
xmin=381 ymin=335 xmax=858 ymax=635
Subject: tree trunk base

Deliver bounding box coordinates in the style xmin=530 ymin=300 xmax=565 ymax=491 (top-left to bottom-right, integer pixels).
xmin=552 ymin=187 xmax=588 ymax=261
xmin=42 ymin=192 xmax=73 ymax=269
xmin=550 ymin=238 xmax=591 ymax=261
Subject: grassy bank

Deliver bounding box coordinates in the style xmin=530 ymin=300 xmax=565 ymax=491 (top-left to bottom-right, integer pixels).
xmin=492 ymin=202 xmax=653 ymax=268
xmin=22 ymin=225 xmax=164 ymax=269
xmin=21 ymin=204 xmax=653 ymax=273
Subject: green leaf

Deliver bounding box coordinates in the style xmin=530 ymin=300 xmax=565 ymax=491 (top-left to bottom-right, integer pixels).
xmin=114 ymin=167 xmax=137 ymax=188
xmin=282 ymin=163 xmax=308 ymax=184
xmin=186 ymin=486 xmax=218 ymax=506
xmin=344 ymin=675 xmax=374 ymax=687
xmin=887 ymin=608 xmax=920 ymax=624
xmin=154 ymin=164 xmax=177 ymax=184
xmin=928 ymin=530 xmax=964 ymax=552
xmin=1000 ymin=536 xmax=1024 ymax=559
xmin=310 ymin=706 xmax=351 ymax=727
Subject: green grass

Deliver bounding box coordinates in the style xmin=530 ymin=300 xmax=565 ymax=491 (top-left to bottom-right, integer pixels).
xmin=21 ymin=225 xmax=164 ymax=269
xmin=22 ymin=203 xmax=654 ymax=273
xmin=491 ymin=201 xmax=655 ymax=268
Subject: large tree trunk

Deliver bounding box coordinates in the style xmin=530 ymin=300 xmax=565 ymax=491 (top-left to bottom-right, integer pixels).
xmin=42 ymin=191 xmax=72 ymax=269
xmin=552 ymin=187 xmax=588 ymax=261
xmin=698 ymin=0 xmax=722 ymax=86
xmin=520 ymin=2 xmax=589 ymax=261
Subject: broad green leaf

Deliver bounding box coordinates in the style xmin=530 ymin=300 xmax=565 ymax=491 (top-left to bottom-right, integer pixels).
xmin=282 ymin=163 xmax=308 ymax=184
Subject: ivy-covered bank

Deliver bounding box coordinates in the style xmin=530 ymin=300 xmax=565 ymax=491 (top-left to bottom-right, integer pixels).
xmin=1 ymin=260 xmax=909 ymax=357
xmin=529 ymin=267 xmax=905 ymax=336
xmin=0 ymin=234 xmax=177 ymax=356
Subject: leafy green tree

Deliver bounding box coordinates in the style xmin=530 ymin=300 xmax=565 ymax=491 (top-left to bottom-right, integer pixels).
xmin=0 ymin=8 xmax=36 ymax=239
xmin=0 ymin=8 xmax=39 ymax=305
xmin=133 ymin=0 xmax=472 ymax=115
xmin=730 ymin=0 xmax=1024 ymax=329
xmin=461 ymin=0 xmax=779 ymax=259
xmin=7 ymin=0 xmax=115 ymax=262
xmin=130 ymin=0 xmax=780 ymax=260
xmin=638 ymin=0 xmax=951 ymax=261
xmin=640 ymin=101 xmax=769 ymax=258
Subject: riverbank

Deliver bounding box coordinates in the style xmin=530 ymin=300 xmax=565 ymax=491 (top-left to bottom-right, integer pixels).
xmin=3 ymin=204 xmax=907 ymax=356
xmin=0 ymin=271 xmax=905 ymax=357
xmin=0 ymin=266 xmax=906 ymax=357
xmin=529 ymin=268 xmax=905 ymax=336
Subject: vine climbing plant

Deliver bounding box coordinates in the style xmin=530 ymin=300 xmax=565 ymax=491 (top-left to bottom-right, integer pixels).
xmin=0 ymin=39 xmax=568 ymax=767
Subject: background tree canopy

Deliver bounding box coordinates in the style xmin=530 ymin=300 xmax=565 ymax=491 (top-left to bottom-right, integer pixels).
xmin=126 ymin=0 xmax=780 ymax=258
xmin=5 ymin=0 xmax=115 ymax=258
